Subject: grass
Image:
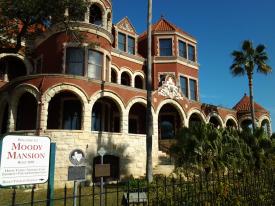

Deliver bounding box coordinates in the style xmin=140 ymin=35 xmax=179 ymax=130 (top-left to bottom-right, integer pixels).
xmin=0 ymin=184 xmax=126 ymax=206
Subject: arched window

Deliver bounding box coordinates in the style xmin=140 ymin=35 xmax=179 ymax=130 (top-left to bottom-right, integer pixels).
xmin=134 ymin=75 xmax=143 ymax=89
xmin=16 ymin=93 xmax=37 ymax=130
xmin=158 ymin=104 xmax=181 ymax=139
xmin=226 ymin=119 xmax=237 ymax=129
xmin=241 ymin=119 xmax=253 ymax=130
xmin=128 ymin=103 xmax=146 ymax=134
xmin=0 ymin=56 xmax=27 ymax=81
xmin=209 ymin=116 xmax=222 ymax=128
xmin=189 ymin=113 xmax=203 ymax=127
xmin=121 ymin=72 xmax=131 ymax=86
xmin=111 ymin=69 xmax=117 ymax=83
xmin=47 ymin=91 xmax=82 ymax=130
xmin=92 ymin=97 xmax=120 ymax=132
xmin=89 ymin=4 xmax=102 ymax=25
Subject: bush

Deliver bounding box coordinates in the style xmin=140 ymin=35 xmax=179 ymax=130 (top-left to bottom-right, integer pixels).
xmin=171 ymin=124 xmax=275 ymax=172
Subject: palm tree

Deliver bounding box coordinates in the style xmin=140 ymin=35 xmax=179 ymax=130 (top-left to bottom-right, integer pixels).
xmin=230 ymin=40 xmax=272 ymax=132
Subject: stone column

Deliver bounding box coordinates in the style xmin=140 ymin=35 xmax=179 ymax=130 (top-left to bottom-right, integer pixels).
xmin=83 ymin=102 xmax=91 ymax=131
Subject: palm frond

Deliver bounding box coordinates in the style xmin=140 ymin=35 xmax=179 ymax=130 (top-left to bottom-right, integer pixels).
xmin=256 ymin=44 xmax=265 ymax=53
xmin=257 ymin=64 xmax=272 ymax=74
xmin=230 ymin=65 xmax=245 ymax=76
xmin=242 ymin=40 xmax=253 ymax=53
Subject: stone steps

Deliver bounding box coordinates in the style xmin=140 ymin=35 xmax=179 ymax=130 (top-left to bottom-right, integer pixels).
xmin=153 ymin=150 xmax=175 ymax=176
xmin=153 ymin=164 xmax=175 ymax=176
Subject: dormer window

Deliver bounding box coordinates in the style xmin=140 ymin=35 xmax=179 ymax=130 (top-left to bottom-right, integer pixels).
xmin=89 ymin=4 xmax=102 ymax=25
xmin=159 ymin=39 xmax=172 ymax=56
xmin=118 ymin=32 xmax=126 ymax=52
xmin=117 ymin=32 xmax=136 ymax=55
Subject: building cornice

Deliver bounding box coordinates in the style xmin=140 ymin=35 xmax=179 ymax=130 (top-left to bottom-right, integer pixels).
xmin=153 ymin=56 xmax=199 ymax=70
xmin=152 ymin=31 xmax=197 ymax=44
xmin=32 ymin=22 xmax=114 ymax=49
xmin=111 ymin=49 xmax=145 ymax=65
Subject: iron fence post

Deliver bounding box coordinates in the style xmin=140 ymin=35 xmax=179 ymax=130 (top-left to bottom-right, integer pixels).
xmin=64 ymin=184 xmax=67 ymax=206
xmin=11 ymin=187 xmax=16 ymax=206
xmin=31 ymin=185 xmax=35 ymax=206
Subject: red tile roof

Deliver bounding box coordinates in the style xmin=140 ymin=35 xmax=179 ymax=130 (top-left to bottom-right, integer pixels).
xmin=139 ymin=17 xmax=195 ymax=40
xmin=233 ymin=93 xmax=269 ymax=114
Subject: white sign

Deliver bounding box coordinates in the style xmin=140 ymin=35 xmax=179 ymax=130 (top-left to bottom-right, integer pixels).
xmin=98 ymin=147 xmax=106 ymax=156
xmin=0 ymin=135 xmax=51 ymax=186
xmin=69 ymin=149 xmax=85 ymax=166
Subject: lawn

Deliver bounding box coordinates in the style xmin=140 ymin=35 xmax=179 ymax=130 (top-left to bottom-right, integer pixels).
xmin=0 ymin=184 xmax=126 ymax=206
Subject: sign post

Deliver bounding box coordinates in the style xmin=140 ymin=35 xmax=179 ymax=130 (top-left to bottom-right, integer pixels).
xmin=98 ymin=147 xmax=106 ymax=206
xmin=68 ymin=149 xmax=86 ymax=206
xmin=47 ymin=143 xmax=56 ymax=206
xmin=0 ymin=135 xmax=51 ymax=186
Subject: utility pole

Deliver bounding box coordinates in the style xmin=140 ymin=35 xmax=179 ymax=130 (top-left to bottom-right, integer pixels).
xmin=146 ymin=0 xmax=153 ymax=183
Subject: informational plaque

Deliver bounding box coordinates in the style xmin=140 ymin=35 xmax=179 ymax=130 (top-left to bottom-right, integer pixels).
xmin=0 ymin=135 xmax=51 ymax=186
xmin=95 ymin=164 xmax=110 ymax=177
xmin=68 ymin=166 xmax=86 ymax=181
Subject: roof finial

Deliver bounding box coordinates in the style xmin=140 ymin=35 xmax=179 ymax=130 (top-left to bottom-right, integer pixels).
xmin=244 ymin=93 xmax=247 ymax=96
xmin=161 ymin=14 xmax=164 ymax=19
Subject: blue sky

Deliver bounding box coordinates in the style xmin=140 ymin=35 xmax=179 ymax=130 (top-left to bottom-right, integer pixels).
xmin=113 ymin=0 xmax=275 ymax=131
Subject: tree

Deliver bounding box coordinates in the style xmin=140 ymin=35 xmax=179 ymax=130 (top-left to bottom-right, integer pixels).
xmin=146 ymin=0 xmax=153 ymax=183
xmin=230 ymin=40 xmax=272 ymax=132
xmin=0 ymin=0 xmax=88 ymax=53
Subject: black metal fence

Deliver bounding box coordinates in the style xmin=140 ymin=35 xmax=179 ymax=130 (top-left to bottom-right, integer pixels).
xmin=1 ymin=168 xmax=275 ymax=206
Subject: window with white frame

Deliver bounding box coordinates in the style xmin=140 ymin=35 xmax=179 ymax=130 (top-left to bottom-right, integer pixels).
xmin=66 ymin=47 xmax=84 ymax=76
xmin=189 ymin=79 xmax=197 ymax=101
xmin=159 ymin=39 xmax=172 ymax=56
xmin=118 ymin=32 xmax=126 ymax=52
xmin=128 ymin=36 xmax=135 ymax=55
xmin=88 ymin=49 xmax=103 ymax=79
xmin=66 ymin=47 xmax=104 ymax=80
xmin=118 ymin=32 xmax=136 ymax=55
xmin=178 ymin=40 xmax=187 ymax=58
xmin=180 ymin=76 xmax=188 ymax=97
xmin=188 ymin=44 xmax=196 ymax=62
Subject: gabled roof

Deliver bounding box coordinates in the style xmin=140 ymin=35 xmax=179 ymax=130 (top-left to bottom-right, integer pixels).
xmin=139 ymin=17 xmax=195 ymax=41
xmin=153 ymin=17 xmax=177 ymax=32
xmin=233 ymin=93 xmax=269 ymax=114
xmin=116 ymin=17 xmax=137 ymax=35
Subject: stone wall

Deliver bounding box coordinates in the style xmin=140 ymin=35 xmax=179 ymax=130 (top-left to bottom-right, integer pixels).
xmin=42 ymin=130 xmax=158 ymax=188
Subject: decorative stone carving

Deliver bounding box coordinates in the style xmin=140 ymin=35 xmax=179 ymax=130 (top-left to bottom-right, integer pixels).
xmin=121 ymin=21 xmax=134 ymax=32
xmin=117 ymin=18 xmax=136 ymax=33
xmin=158 ymin=75 xmax=183 ymax=100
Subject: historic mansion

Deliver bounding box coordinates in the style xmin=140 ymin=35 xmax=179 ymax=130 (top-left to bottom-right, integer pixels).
xmin=0 ymin=0 xmax=272 ymax=186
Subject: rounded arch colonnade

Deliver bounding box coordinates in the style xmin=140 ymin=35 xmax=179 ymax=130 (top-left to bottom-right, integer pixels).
xmin=0 ymin=83 xmax=272 ymax=137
